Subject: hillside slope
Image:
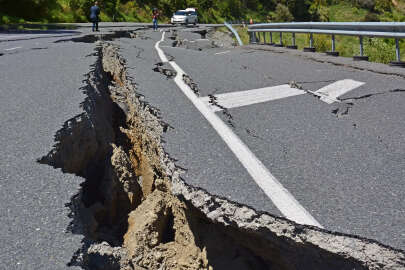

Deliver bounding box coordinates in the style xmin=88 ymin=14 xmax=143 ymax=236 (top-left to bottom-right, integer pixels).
xmin=1 ymin=0 xmax=405 ymax=24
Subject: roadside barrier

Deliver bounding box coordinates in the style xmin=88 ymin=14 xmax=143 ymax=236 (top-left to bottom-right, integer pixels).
xmin=248 ymin=22 xmax=405 ymax=67
xmin=224 ymin=22 xmax=243 ymax=46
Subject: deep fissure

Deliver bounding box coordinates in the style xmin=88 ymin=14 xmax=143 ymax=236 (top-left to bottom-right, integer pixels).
xmin=37 ymin=39 xmax=405 ymax=270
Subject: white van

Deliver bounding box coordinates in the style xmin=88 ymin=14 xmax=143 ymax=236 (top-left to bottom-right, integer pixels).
xmin=171 ymin=8 xmax=198 ymax=25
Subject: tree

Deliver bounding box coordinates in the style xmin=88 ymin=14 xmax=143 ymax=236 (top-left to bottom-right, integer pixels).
xmin=272 ymin=3 xmax=294 ymax=22
xmin=286 ymin=0 xmax=311 ymax=21
xmin=308 ymin=0 xmax=329 ymax=22
xmin=1 ymin=0 xmax=60 ymax=20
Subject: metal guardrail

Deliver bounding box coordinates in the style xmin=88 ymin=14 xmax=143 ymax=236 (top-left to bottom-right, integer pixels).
xmin=224 ymin=22 xmax=243 ymax=46
xmin=248 ymin=22 xmax=405 ymax=66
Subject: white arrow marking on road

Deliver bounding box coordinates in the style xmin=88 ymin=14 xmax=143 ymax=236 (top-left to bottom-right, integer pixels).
xmin=201 ymin=85 xmax=306 ymax=112
xmin=156 ymin=31 xmax=323 ymax=228
xmin=316 ymin=79 xmax=365 ymax=104
xmin=201 ymin=79 xmax=365 ymax=111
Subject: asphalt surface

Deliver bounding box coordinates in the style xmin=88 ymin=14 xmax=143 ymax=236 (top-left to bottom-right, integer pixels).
xmin=1 ymin=23 xmax=405 ymax=269
xmin=0 ymin=24 xmax=225 ymax=269
xmin=0 ymin=30 xmax=96 ymax=269
xmin=131 ymin=27 xmax=405 ymax=250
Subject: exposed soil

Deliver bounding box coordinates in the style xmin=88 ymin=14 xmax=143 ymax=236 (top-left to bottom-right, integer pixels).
xmin=38 ymin=39 xmax=405 ymax=270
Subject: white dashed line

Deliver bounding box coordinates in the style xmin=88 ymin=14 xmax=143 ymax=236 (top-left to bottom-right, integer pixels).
xmin=156 ymin=32 xmax=323 ymax=228
xmin=4 ymin=46 xmax=22 ymax=51
xmin=215 ymin=50 xmax=231 ymax=55
xmin=0 ymin=35 xmax=20 ymax=40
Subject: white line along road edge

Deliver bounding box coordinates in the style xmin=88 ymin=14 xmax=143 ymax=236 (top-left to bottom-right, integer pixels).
xmin=155 ymin=31 xmax=323 ymax=228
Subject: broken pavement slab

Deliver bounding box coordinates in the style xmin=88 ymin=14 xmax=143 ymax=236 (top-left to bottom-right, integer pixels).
xmin=39 ymin=42 xmax=405 ymax=269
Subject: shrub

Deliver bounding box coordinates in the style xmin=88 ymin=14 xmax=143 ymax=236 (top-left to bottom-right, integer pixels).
xmin=272 ymin=4 xmax=294 ymax=22
xmin=1 ymin=15 xmax=11 ymax=24
xmin=313 ymin=34 xmax=331 ymax=52
xmin=357 ymin=0 xmax=376 ymax=9
xmin=364 ymin=38 xmax=396 ymax=64
xmin=363 ymin=11 xmax=380 ymax=21
xmin=375 ymin=0 xmax=392 ymax=13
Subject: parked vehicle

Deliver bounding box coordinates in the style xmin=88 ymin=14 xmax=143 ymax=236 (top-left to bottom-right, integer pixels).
xmin=171 ymin=8 xmax=198 ymax=25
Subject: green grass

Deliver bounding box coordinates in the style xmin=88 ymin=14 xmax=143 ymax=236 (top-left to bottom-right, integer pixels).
xmin=234 ymin=25 xmax=250 ymax=45
xmin=328 ymin=3 xmax=368 ymax=22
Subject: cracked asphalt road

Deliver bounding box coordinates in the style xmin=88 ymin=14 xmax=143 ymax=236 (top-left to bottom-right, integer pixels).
xmin=135 ymin=28 xmax=405 ymax=250
xmin=1 ymin=23 xmax=405 ymax=269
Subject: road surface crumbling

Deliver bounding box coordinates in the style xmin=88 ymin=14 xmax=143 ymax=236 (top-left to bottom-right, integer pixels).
xmin=38 ymin=35 xmax=405 ymax=269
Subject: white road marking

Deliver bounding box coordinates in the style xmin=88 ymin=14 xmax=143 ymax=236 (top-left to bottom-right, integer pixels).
xmin=155 ymin=34 xmax=169 ymax=62
xmin=315 ymin=79 xmax=365 ymax=104
xmin=156 ymin=32 xmax=323 ymax=228
xmin=0 ymin=35 xmax=20 ymax=39
xmin=0 ymin=33 xmax=73 ymax=41
xmin=160 ymin=45 xmax=188 ymax=50
xmin=201 ymin=80 xmax=365 ymax=111
xmin=201 ymin=85 xmax=306 ymax=112
xmin=4 ymin=46 xmax=22 ymax=51
xmin=215 ymin=50 xmax=231 ymax=55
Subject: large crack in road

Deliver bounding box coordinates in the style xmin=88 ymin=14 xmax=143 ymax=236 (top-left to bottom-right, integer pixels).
xmin=37 ymin=32 xmax=405 ymax=269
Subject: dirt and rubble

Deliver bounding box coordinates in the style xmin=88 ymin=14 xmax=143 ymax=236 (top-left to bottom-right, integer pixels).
xmin=38 ymin=36 xmax=405 ymax=270
xmin=207 ymin=28 xmax=237 ymax=48
xmin=169 ymin=27 xmax=236 ymax=51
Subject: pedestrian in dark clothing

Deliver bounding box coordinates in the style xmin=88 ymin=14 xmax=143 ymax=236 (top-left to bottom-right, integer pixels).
xmin=90 ymin=2 xmax=100 ymax=32
xmin=152 ymin=8 xmax=159 ymax=31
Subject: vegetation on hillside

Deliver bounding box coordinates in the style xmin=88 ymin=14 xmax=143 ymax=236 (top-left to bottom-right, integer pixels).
xmin=1 ymin=0 xmax=405 ymax=24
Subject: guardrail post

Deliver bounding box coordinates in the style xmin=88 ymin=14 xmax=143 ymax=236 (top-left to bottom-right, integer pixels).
xmin=310 ymin=33 xmax=314 ymax=47
xmin=396 ymin=38 xmax=400 ymax=61
xmin=287 ymin=33 xmax=298 ymax=49
xmin=269 ymin=32 xmax=274 ymax=45
xmin=390 ymin=38 xmax=405 ymax=67
xmin=249 ymin=31 xmax=257 ymax=44
xmin=275 ymin=32 xmax=284 ymax=47
xmin=253 ymin=32 xmax=258 ymax=44
xmin=353 ymin=36 xmax=368 ymax=61
xmin=326 ymin=34 xmax=339 ymax=56
xmin=304 ymin=33 xmax=316 ymax=52
xmin=263 ymin=32 xmax=267 ymax=44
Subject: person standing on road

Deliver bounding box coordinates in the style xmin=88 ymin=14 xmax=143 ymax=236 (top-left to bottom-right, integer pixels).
xmin=152 ymin=8 xmax=159 ymax=31
xmin=90 ymin=1 xmax=101 ymax=32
